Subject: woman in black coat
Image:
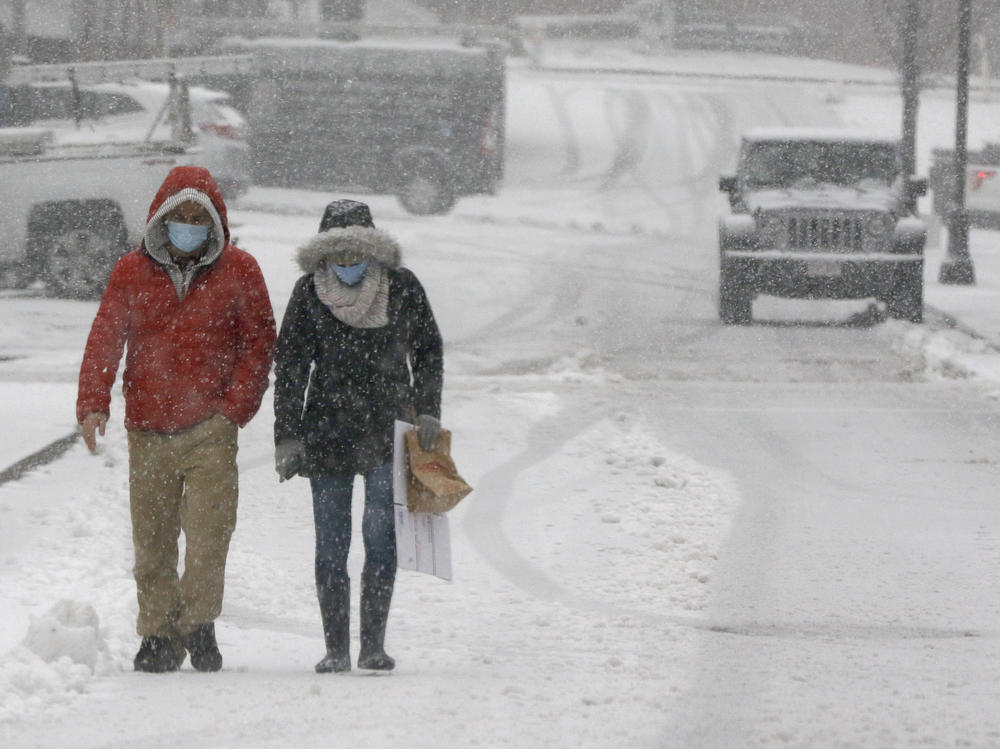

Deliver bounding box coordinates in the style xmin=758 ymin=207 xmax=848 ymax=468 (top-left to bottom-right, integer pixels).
xmin=273 ymin=200 xmax=443 ymax=673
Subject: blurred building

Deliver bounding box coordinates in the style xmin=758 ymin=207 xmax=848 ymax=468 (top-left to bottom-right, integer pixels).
xmin=2 ymin=0 xmax=997 ymax=77
xmin=0 ymin=0 xmax=167 ymax=62
xmin=672 ymin=0 xmax=1000 ymax=71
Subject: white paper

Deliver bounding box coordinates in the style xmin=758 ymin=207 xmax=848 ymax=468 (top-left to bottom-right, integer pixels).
xmin=393 ymin=420 xmax=453 ymax=581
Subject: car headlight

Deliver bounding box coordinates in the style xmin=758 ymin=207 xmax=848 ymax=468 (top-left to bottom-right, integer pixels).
xmin=758 ymin=215 xmax=788 ymax=249
xmin=866 ymin=214 xmax=893 ymax=239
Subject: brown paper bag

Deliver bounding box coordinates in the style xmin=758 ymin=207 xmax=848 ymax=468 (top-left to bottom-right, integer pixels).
xmin=403 ymin=428 xmax=473 ymax=513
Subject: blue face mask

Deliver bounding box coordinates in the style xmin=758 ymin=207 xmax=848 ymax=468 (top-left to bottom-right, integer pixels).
xmin=167 ymin=221 xmax=210 ymax=254
xmin=332 ymin=261 xmax=368 ymax=286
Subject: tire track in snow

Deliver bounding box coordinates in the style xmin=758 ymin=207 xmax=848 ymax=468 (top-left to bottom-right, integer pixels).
xmin=461 ymin=401 xmax=633 ymax=615
xmin=461 ymin=395 xmax=712 ymax=627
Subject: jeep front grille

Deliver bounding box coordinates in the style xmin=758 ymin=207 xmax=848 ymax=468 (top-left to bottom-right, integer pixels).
xmin=786 ymin=215 xmax=864 ymax=251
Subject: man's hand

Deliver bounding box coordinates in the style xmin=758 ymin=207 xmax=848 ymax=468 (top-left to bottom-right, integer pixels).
xmin=80 ymin=412 xmax=108 ymax=454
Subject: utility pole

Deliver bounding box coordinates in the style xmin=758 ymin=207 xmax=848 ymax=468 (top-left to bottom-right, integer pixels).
xmin=940 ymin=0 xmax=976 ymax=284
xmin=658 ymin=0 xmax=676 ymax=50
xmin=151 ymin=0 xmax=174 ymax=57
xmin=11 ymin=0 xmax=26 ymax=59
xmin=899 ymin=0 xmax=919 ymax=211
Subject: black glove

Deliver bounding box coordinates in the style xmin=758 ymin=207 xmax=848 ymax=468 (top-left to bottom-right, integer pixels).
xmin=416 ymin=414 xmax=441 ymax=451
xmin=275 ymin=440 xmax=305 ymax=482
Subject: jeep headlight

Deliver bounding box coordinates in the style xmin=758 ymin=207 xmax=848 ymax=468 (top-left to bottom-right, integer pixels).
xmin=866 ymin=214 xmax=893 ymax=239
xmin=758 ymin=215 xmax=788 ymax=249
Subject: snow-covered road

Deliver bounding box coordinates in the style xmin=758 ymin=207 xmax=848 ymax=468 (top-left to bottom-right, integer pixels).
xmin=3 ymin=51 xmax=1000 ymax=748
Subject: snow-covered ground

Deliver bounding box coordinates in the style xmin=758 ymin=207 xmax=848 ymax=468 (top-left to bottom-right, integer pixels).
xmin=3 ymin=42 xmax=1000 ymax=747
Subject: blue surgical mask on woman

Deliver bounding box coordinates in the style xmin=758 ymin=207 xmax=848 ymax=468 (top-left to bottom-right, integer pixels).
xmin=331 ymin=261 xmax=368 ymax=286
xmin=167 ymin=221 xmax=210 ymax=253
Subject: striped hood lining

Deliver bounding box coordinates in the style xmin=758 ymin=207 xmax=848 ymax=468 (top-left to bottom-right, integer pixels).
xmin=144 ymin=187 xmax=226 ymax=268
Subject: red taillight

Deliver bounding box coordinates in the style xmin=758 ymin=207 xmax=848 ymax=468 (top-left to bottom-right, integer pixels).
xmin=970 ymin=169 xmax=997 ymax=190
xmin=198 ymin=122 xmax=244 ymax=140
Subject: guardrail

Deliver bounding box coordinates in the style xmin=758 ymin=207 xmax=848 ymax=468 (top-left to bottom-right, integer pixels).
xmin=6 ymin=54 xmax=254 ymax=86
xmin=164 ymin=17 xmax=512 ymax=50
xmin=511 ymin=14 xmax=641 ymax=40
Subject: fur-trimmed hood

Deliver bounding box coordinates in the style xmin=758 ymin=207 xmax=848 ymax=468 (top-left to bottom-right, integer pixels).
xmin=296 ymin=226 xmax=402 ymax=274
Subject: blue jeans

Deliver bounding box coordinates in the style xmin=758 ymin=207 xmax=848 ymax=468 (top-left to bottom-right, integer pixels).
xmin=310 ymin=463 xmax=397 ymax=587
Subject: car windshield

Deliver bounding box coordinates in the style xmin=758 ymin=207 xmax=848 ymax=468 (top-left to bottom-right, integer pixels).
xmin=741 ymin=140 xmax=899 ymax=188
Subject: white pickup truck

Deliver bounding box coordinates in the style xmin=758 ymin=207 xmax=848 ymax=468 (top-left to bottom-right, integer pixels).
xmin=0 ymin=126 xmax=197 ymax=297
xmin=0 ymin=54 xmax=250 ymax=298
xmin=929 ymin=144 xmax=1000 ymax=230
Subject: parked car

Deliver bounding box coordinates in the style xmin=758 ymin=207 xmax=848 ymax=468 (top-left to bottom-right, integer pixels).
xmin=929 ymin=143 xmax=1000 ymax=229
xmin=717 ymin=128 xmax=928 ymax=324
xmin=0 ymin=79 xmax=250 ymax=199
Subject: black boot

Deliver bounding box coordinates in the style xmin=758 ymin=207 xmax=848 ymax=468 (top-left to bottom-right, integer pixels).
xmin=184 ymin=623 xmax=223 ymax=672
xmin=315 ymin=579 xmax=351 ymax=673
xmin=358 ymin=574 xmax=395 ymax=671
xmin=133 ymin=636 xmax=180 ymax=673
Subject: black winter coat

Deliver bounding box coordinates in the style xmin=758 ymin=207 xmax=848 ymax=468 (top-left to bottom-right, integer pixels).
xmin=273 ymin=236 xmax=442 ymax=476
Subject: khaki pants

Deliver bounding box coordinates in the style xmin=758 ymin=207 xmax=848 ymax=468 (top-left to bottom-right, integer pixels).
xmin=128 ymin=413 xmax=239 ymax=640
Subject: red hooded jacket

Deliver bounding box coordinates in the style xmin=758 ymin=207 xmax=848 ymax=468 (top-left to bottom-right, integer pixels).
xmin=76 ymin=166 xmax=276 ymax=432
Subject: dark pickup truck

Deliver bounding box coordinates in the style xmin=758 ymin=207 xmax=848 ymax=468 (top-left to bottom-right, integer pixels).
xmin=225 ymin=37 xmax=505 ymax=215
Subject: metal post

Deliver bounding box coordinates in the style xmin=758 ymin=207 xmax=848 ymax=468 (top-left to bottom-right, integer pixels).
xmin=1 ymin=22 xmax=10 ymax=83
xmin=900 ymin=0 xmax=919 ymax=212
xmin=940 ymin=0 xmax=976 ymax=284
xmin=69 ymin=68 xmax=81 ymax=129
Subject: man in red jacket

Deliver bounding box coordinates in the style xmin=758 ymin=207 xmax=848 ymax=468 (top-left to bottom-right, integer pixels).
xmin=77 ymin=166 xmax=276 ymax=673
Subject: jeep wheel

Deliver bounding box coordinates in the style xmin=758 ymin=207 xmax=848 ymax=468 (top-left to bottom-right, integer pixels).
xmin=719 ymin=258 xmax=753 ymax=325
xmin=885 ymin=263 xmax=923 ymax=323
xmin=397 ymin=159 xmax=456 ymax=216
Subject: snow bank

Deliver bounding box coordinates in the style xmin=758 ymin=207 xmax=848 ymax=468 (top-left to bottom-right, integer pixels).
xmin=0 ymin=601 xmax=113 ymax=724
xmin=22 ymin=601 xmax=110 ymax=671
xmin=891 ymin=319 xmax=1000 ymax=390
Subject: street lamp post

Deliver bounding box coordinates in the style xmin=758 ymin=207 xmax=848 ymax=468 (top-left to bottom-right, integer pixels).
xmin=939 ymin=0 xmax=976 ymax=284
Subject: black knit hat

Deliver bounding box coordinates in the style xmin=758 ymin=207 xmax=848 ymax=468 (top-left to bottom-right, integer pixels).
xmin=319 ymin=200 xmax=375 ymax=232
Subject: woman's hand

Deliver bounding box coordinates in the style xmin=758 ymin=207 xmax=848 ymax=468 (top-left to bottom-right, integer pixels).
xmin=416 ymin=414 xmax=441 ymax=451
xmin=275 ymin=440 xmax=305 ymax=481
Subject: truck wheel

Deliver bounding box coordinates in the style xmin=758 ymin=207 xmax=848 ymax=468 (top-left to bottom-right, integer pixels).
xmin=0 ymin=262 xmax=32 ymax=291
xmin=37 ymin=207 xmax=127 ymax=300
xmin=719 ymin=257 xmax=753 ymax=325
xmin=885 ymin=263 xmax=923 ymax=323
xmin=396 ymin=158 xmax=456 ymax=216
